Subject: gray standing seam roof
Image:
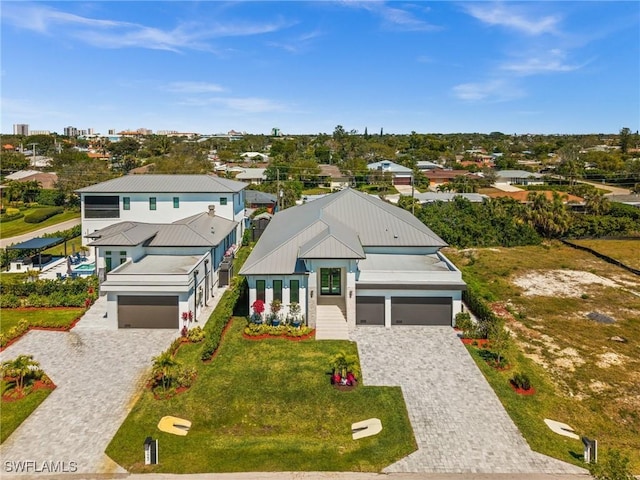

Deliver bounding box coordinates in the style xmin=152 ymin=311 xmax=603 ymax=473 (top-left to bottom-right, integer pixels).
xmin=240 ymin=188 xmax=446 ymax=275
xmin=88 ymin=213 xmax=237 ymax=247
xmin=76 ymin=174 xmax=247 ymax=194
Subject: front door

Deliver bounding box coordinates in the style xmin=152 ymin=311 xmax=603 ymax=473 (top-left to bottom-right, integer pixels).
xmin=320 ymin=268 xmax=341 ymax=295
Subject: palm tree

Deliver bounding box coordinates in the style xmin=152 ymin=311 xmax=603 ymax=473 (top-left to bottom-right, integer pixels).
xmin=151 ymin=351 xmax=179 ymax=392
xmin=1 ymin=355 xmax=41 ymax=391
xmin=584 ymin=191 xmax=610 ymax=215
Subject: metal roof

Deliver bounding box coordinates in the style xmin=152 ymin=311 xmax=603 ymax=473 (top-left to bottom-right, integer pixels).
xmin=367 ymin=160 xmax=413 ymax=173
xmin=88 ymin=213 xmax=237 ymax=247
xmin=76 ymin=174 xmax=247 ymax=194
xmin=245 ymin=190 xmax=277 ymax=204
xmin=240 ymin=188 xmax=446 ymax=275
xmin=6 ymin=237 xmax=63 ymax=250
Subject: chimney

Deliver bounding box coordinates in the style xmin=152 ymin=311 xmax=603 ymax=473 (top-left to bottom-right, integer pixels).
xmin=208 ymin=205 xmax=216 ymax=217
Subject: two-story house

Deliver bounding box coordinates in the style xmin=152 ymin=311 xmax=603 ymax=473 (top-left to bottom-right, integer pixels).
xmin=76 ymin=175 xmax=247 ymax=330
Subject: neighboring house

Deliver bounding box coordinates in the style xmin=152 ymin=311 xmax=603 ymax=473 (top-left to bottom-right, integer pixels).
xmin=367 ymin=160 xmax=413 ymax=185
xmin=607 ymin=194 xmax=640 ymax=207
xmin=240 ymin=188 xmax=466 ymax=334
xmin=412 ymin=192 xmax=488 ymax=204
xmin=415 ymin=161 xmax=443 ymax=171
xmin=76 ymin=175 xmax=248 ymax=331
xmin=241 ymin=152 xmax=269 ymax=162
xmin=245 ymin=190 xmax=277 ymax=213
xmin=423 ymin=169 xmax=480 ymax=186
xmin=3 ymin=170 xmax=58 ymax=189
xmin=495 ymin=170 xmax=544 ymax=186
xmin=317 ymin=164 xmax=351 ymax=190
xmin=248 ymin=212 xmax=273 ymax=241
xmin=234 ymin=168 xmax=267 ymax=185
xmin=486 ymin=190 xmax=584 ymax=205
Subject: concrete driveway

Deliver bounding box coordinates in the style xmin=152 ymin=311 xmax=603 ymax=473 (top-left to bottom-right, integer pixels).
xmin=350 ymin=326 xmax=586 ymax=475
xmin=0 ymin=296 xmax=177 ymax=475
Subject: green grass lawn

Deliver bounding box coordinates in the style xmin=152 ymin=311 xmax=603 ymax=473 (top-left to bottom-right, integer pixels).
xmin=41 ymin=236 xmax=84 ymax=257
xmin=1 ymin=308 xmax=84 ymax=336
xmin=571 ymin=238 xmax=640 ymax=270
xmin=0 ymin=385 xmax=53 ymax=443
xmin=302 ymin=187 xmax=332 ymax=195
xmin=107 ymin=318 xmax=416 ymax=473
xmin=0 ymin=210 xmax=80 ymax=239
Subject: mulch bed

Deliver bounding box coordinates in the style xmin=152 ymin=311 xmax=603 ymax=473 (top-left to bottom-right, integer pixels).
xmin=2 ymin=378 xmax=56 ymax=402
xmin=242 ymin=330 xmax=316 ymax=342
xmin=0 ymin=312 xmax=85 ymax=352
xmin=461 ymin=338 xmax=490 ymax=347
xmin=509 ymin=381 xmax=536 ymax=396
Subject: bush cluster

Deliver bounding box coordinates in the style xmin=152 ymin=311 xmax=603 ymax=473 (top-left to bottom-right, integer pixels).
xmin=187 ymin=326 xmax=205 ymax=343
xmin=0 ymin=276 xmax=96 ymax=297
xmin=0 ymin=320 xmax=29 ymax=348
xmin=511 ymin=372 xmax=531 ymax=390
xmin=244 ymin=323 xmax=313 ymax=337
xmin=462 ymin=283 xmax=499 ymax=339
xmin=0 ymin=212 xmax=24 ymax=222
xmin=23 ymin=207 xmax=64 ymax=224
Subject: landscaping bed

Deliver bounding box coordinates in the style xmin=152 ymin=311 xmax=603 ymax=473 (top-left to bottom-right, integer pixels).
xmin=107 ymin=318 xmax=415 ymax=473
xmin=0 ymin=308 xmax=85 ymax=350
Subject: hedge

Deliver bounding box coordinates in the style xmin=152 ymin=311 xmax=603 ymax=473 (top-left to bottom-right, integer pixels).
xmin=0 ymin=212 xmax=24 ymax=223
xmin=200 ymin=276 xmax=246 ymax=361
xmin=462 ymin=282 xmax=500 ymax=339
xmin=23 ymin=207 xmax=64 ymax=224
xmin=0 ymin=276 xmax=97 ymax=298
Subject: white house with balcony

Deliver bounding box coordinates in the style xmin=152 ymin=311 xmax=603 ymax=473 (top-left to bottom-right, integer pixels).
xmin=76 ymin=175 xmax=247 ymax=330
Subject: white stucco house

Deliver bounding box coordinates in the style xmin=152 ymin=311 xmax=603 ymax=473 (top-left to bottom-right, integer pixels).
xmin=76 ymin=175 xmax=247 ymax=330
xmin=239 ymin=188 xmax=466 ymax=336
xmin=495 ymin=170 xmax=544 ymax=186
xmin=367 ymin=160 xmax=413 ymax=185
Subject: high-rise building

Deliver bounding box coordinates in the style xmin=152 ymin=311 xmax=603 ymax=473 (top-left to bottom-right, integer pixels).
xmin=13 ymin=124 xmax=29 ymax=136
xmin=108 ymin=129 xmax=115 ymax=135
xmin=64 ymin=126 xmax=79 ymax=137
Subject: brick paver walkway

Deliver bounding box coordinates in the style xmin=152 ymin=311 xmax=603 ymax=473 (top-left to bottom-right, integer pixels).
xmin=350 ymin=326 xmax=587 ymax=474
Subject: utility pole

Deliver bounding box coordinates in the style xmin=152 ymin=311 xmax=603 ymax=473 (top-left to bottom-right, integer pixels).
xmin=30 ymin=143 xmax=38 ymax=167
xmin=411 ymin=174 xmax=415 ymax=216
xmin=276 ymin=168 xmax=280 ymax=211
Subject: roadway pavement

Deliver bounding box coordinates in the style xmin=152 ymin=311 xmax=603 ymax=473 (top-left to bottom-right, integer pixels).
xmin=0 ymin=217 xmax=81 ymax=248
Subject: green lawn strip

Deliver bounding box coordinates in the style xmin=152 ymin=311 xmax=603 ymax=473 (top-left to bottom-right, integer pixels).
xmin=302 ymin=187 xmax=332 ymax=195
xmin=1 ymin=308 xmax=84 ymax=336
xmin=107 ymin=318 xmax=416 ymax=473
xmin=0 ymin=210 xmax=79 ymax=239
xmin=0 ymin=385 xmax=53 ymax=443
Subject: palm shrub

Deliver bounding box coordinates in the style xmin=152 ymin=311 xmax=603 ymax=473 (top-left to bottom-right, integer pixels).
xmin=510 ymin=372 xmax=531 ymax=391
xmin=151 ymin=351 xmax=180 ymax=393
xmin=1 ymin=354 xmax=42 ymax=391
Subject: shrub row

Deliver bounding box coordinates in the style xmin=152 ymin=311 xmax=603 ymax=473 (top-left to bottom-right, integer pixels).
xmin=0 ymin=212 xmax=24 ymax=222
xmin=200 ymin=277 xmax=246 ymax=361
xmin=244 ymin=323 xmax=313 ymax=337
xmin=42 ymin=224 xmax=82 ymax=241
xmin=0 ymin=293 xmax=89 ymax=308
xmin=23 ymin=207 xmax=63 ymax=224
xmin=0 ymin=277 xmax=97 ymax=297
xmin=462 ymin=283 xmax=500 ymax=339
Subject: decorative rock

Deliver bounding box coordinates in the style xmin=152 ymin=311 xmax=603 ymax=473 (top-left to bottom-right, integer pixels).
xmin=608 ymin=336 xmax=628 ymax=343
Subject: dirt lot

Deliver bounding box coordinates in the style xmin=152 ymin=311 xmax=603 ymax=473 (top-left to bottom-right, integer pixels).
xmin=446 ymin=241 xmax=640 ymax=471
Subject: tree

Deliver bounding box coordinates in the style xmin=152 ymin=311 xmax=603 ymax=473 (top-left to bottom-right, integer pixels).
xmin=1 ymin=355 xmax=41 ymax=391
xmin=151 ymin=351 xmax=180 ymax=392
xmin=583 ymin=191 xmax=610 ymax=215
xmin=557 ymin=145 xmax=582 ymax=186
xmin=523 ymin=192 xmax=571 ymax=238
xmin=0 ymin=150 xmax=30 ymax=172
xmin=109 ymin=137 xmax=140 ymax=160
xmin=619 ymin=127 xmax=631 ymax=154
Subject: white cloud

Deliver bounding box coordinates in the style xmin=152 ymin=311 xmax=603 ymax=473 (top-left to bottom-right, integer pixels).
xmin=463 ymin=3 xmax=560 ymax=36
xmin=1 ymin=4 xmax=291 ymax=53
xmin=163 ymin=82 xmax=226 ymax=94
xmin=452 ymin=79 xmax=524 ymax=102
xmin=340 ymin=1 xmax=440 ymax=31
xmin=501 ymin=49 xmax=589 ymax=75
xmin=267 ymin=29 xmax=324 ymax=53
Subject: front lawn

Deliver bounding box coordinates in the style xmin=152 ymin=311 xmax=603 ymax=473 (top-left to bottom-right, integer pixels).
xmin=0 ymin=385 xmax=53 ymax=443
xmin=0 ymin=210 xmax=79 ymax=239
xmin=1 ymin=308 xmax=84 ymax=337
xmin=107 ymin=318 xmax=416 ymax=473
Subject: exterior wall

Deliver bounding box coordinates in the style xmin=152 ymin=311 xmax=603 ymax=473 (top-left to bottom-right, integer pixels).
xmin=356 ymin=289 xmax=462 ymax=327
xmin=245 ymin=274 xmax=309 ymax=324
xmin=81 ymin=192 xmax=240 ymax=244
xmin=305 ymin=259 xmax=357 ymax=329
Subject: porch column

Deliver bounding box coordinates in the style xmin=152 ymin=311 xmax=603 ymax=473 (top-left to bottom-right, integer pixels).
xmin=307 ymin=271 xmax=317 ymax=328
xmin=384 ymin=294 xmax=392 ymax=328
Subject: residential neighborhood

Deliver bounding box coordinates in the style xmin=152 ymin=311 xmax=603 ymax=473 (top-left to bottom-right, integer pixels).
xmin=1 ymin=1 xmax=639 ymax=478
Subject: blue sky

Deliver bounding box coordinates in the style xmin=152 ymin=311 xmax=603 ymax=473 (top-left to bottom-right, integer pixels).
xmin=2 ymin=1 xmax=639 ymax=135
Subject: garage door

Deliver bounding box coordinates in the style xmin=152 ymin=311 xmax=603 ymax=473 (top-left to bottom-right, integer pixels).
xmin=356 ymin=296 xmax=385 ymax=325
xmin=393 ymin=176 xmax=412 ymax=185
xmin=117 ymin=295 xmax=179 ymax=329
xmin=391 ymin=297 xmax=451 ymax=325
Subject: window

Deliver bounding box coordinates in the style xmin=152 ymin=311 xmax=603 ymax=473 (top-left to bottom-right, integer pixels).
xmin=173 ymin=197 xmax=179 ymax=208
xmin=149 ymin=197 xmax=156 ymax=210
xmin=256 ymin=280 xmax=266 ymax=302
xmin=273 ymin=280 xmax=283 ymax=302
xmin=290 ymin=280 xmax=299 ymax=304
xmin=105 ymin=257 xmax=113 ymax=273
xmin=84 ymin=195 xmax=120 ymax=219
xmin=123 ymin=197 xmax=130 ymax=210
xmin=220 ymin=197 xmax=228 ymax=205
xmin=120 ymin=251 xmax=126 ymax=256
xmin=120 ymin=257 xmax=127 ymax=265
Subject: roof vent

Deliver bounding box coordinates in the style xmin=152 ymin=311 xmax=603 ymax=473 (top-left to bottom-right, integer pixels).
xmin=208 ymin=205 xmax=216 ymax=217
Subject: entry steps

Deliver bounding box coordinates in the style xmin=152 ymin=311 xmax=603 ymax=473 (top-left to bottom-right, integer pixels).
xmin=315 ymin=304 xmax=349 ymax=340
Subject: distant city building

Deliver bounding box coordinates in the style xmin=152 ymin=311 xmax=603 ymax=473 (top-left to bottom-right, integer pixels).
xmin=156 ymin=130 xmax=179 ymax=136
xmin=13 ymin=124 xmax=29 ymax=136
xmin=29 ymin=130 xmax=51 ymax=136
xmin=108 ymin=129 xmax=116 ymax=135
xmin=64 ymin=126 xmax=79 ymax=137
xmin=271 ymin=127 xmax=281 ymax=137
xmin=88 ymin=128 xmax=95 ymax=135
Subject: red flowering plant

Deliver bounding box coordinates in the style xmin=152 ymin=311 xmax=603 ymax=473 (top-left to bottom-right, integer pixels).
xmin=250 ymin=299 xmax=265 ymax=324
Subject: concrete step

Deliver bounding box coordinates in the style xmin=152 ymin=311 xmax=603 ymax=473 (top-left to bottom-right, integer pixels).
xmin=316 ymin=305 xmax=349 ymax=340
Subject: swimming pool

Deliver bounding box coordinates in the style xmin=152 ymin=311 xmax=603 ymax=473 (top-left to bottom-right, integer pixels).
xmin=73 ymin=263 xmax=96 ymax=273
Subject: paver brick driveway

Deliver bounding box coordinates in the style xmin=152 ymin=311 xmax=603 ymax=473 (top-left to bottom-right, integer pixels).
xmin=0 ymin=297 xmax=176 ymax=475
xmin=350 ymin=326 xmax=586 ymax=474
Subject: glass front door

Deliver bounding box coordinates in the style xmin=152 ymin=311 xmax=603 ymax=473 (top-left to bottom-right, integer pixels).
xmin=320 ymin=268 xmax=341 ymax=295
